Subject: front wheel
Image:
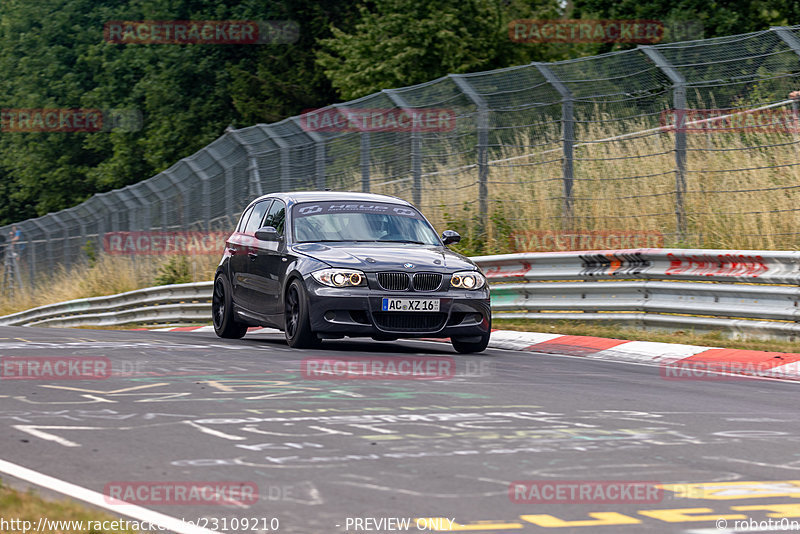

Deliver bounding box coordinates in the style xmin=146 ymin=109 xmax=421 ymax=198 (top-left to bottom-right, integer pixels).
xmin=284 ymin=279 xmax=320 ymax=349
xmin=451 ymin=332 xmax=491 ymax=354
xmin=212 ymin=275 xmax=248 ymax=339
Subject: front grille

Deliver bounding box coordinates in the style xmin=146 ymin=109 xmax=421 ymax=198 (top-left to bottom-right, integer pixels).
xmin=373 ymin=312 xmax=447 ymax=332
xmin=412 ymin=273 xmax=442 ymax=291
xmin=377 ymin=272 xmax=409 ymax=291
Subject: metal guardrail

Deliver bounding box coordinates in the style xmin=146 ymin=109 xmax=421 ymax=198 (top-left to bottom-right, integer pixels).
xmin=2 ymin=249 xmax=800 ymax=338
xmin=0 ymin=282 xmax=212 ymax=328
xmin=478 ymin=248 xmax=800 ymax=338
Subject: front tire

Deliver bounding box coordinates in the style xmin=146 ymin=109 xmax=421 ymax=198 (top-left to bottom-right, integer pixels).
xmin=284 ymin=279 xmax=320 ymax=349
xmin=451 ymin=332 xmax=491 ymax=354
xmin=212 ymin=274 xmax=248 ymax=339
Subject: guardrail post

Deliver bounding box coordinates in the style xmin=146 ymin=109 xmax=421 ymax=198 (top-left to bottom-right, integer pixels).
xmin=451 ymin=74 xmax=489 ymax=236
xmin=534 ymin=64 xmax=574 ymax=230
xmin=384 ymin=89 xmax=422 ymax=206
xmin=640 ymin=46 xmax=688 ymax=243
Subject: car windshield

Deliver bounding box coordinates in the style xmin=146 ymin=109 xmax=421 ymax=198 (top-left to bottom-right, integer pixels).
xmin=292 ymin=201 xmax=441 ymax=245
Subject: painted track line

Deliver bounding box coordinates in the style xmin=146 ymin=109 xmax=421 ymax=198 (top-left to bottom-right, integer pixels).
xmin=162 ymin=325 xmax=800 ymax=382
xmin=0 ymin=458 xmax=220 ymax=534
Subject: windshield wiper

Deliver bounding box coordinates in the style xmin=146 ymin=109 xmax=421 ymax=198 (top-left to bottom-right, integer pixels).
xmin=378 ymin=239 xmax=426 ymax=244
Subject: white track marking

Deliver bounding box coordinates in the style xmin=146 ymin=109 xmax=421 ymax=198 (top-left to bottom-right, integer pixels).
xmin=0 ymin=458 xmax=221 ymax=534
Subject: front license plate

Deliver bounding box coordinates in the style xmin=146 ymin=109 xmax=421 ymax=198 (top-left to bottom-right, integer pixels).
xmin=382 ymin=298 xmax=440 ymax=312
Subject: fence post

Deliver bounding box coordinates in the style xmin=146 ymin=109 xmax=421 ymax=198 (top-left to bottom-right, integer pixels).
xmin=360 ymin=132 xmax=371 ymax=193
xmin=223 ymin=167 xmax=235 ymax=226
xmin=640 ymin=46 xmax=688 ymax=242
xmin=50 ymin=214 xmax=70 ymax=269
xmin=28 ymin=219 xmax=50 ymax=284
xmin=226 ymin=128 xmax=263 ymax=198
xmin=290 ymin=117 xmax=327 ymax=190
xmin=160 ymin=170 xmax=191 ymax=228
xmin=84 ymin=199 xmax=105 ymax=252
xmin=94 ymin=194 xmax=116 ymax=255
xmin=185 ymin=151 xmax=224 ymax=232
xmin=384 ymin=89 xmax=422 ymax=206
xmin=450 ymin=74 xmax=489 ymax=234
xmin=534 ymin=64 xmax=575 ymax=230
xmin=773 ymin=26 xmax=800 ymax=57
xmin=62 ymin=209 xmax=85 ymax=267
xmin=260 ymin=125 xmax=290 ymax=192
xmin=140 ymin=181 xmax=168 ymax=231
xmin=127 ymin=186 xmax=151 ymax=231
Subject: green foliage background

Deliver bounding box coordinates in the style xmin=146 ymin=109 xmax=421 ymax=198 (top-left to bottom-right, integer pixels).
xmin=0 ymin=0 xmax=796 ymax=225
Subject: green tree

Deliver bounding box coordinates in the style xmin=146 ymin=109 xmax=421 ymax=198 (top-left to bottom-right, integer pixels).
xmin=316 ymin=0 xmax=564 ymax=100
xmin=0 ymin=0 xmax=360 ymax=224
xmin=573 ymin=0 xmax=800 ymax=46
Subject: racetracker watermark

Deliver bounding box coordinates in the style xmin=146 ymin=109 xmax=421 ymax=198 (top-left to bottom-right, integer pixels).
xmin=509 ymin=480 xmax=663 ymax=504
xmin=299 ymin=108 xmax=456 ymax=133
xmin=660 ymin=360 xmax=800 ymax=380
xmin=1 ymin=108 xmax=142 ymax=132
xmin=103 ymin=231 xmax=227 ymax=255
xmin=661 ymin=108 xmax=800 ymax=133
xmin=104 ymin=481 xmax=258 ymax=505
xmin=509 ymin=19 xmax=664 ymax=43
xmin=1 ymin=357 xmax=111 ymax=380
xmin=509 ymin=230 xmax=663 ymax=252
xmin=301 ymin=356 xmax=456 ymax=380
xmin=721 ymin=518 xmax=800 ymax=531
xmin=104 ymin=20 xmax=299 ymax=45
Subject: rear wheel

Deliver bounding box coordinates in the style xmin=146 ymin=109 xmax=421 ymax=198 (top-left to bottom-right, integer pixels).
xmin=212 ymin=275 xmax=248 ymax=339
xmin=451 ymin=332 xmax=490 ymax=354
xmin=284 ymin=279 xmax=320 ymax=348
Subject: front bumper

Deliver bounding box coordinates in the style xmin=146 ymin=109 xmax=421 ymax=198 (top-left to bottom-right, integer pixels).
xmin=304 ymin=277 xmax=491 ymax=339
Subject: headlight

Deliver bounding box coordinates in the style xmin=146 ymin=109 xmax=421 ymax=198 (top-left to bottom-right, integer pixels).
xmin=312 ymin=268 xmax=367 ymax=288
xmin=450 ymin=271 xmax=486 ymax=290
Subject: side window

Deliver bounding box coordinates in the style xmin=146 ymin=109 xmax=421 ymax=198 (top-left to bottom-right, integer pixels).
xmin=236 ymin=206 xmax=254 ymax=232
xmin=262 ymin=200 xmax=286 ymax=235
xmin=243 ymin=200 xmax=272 ymax=235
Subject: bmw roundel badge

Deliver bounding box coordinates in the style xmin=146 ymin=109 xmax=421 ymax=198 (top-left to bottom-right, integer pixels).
xmin=403 ymin=263 xmax=414 ymax=269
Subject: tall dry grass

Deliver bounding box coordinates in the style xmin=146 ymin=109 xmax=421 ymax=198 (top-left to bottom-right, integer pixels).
xmin=371 ymin=112 xmax=800 ymax=253
xmin=0 ymin=254 xmax=219 ymax=316
xmin=3 ymin=111 xmax=799 ymax=315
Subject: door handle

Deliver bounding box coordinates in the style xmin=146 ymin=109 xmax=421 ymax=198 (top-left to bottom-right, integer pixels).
xmin=227 ymin=247 xmax=237 ymax=254
xmin=248 ymin=252 xmax=258 ymax=260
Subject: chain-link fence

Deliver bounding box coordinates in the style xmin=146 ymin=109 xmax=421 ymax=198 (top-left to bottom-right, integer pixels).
xmin=3 ymin=25 xmax=800 ymax=291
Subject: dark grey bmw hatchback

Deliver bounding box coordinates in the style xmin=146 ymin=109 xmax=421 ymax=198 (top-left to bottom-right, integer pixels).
xmin=212 ymin=191 xmax=491 ymax=353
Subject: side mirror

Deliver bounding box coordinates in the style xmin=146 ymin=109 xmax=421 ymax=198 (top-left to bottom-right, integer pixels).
xmin=441 ymin=230 xmax=461 ymax=245
xmin=255 ymin=226 xmax=281 ymax=241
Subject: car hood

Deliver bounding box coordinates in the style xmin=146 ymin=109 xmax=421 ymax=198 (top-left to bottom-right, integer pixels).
xmin=291 ymin=243 xmax=477 ymax=272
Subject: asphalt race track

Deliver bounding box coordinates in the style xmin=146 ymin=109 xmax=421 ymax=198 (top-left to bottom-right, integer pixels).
xmin=1 ymin=325 xmax=800 ymax=533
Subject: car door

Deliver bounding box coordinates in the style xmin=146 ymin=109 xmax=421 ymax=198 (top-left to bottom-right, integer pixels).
xmin=249 ymin=199 xmax=287 ymax=319
xmin=228 ymin=204 xmax=254 ymax=305
xmin=236 ymin=199 xmax=272 ymax=312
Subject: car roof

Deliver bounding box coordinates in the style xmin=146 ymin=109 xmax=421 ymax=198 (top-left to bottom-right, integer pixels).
xmin=250 ymin=191 xmax=413 ymax=207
